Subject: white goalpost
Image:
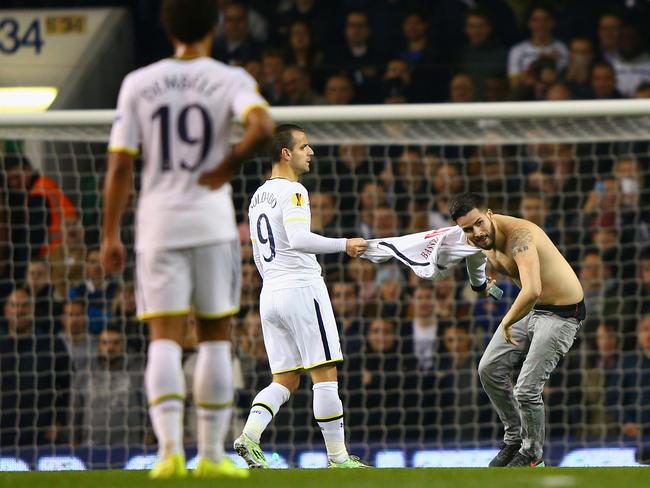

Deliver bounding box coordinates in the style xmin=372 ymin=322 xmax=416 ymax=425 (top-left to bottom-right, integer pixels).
xmin=1 ymin=99 xmax=650 ymax=469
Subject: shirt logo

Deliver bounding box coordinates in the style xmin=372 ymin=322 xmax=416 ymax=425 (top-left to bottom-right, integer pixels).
xmin=291 ymin=193 xmax=304 ymax=206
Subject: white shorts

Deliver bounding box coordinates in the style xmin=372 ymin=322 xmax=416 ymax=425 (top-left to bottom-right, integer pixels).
xmin=259 ymin=279 xmax=343 ymax=374
xmin=135 ymin=241 xmax=240 ymax=320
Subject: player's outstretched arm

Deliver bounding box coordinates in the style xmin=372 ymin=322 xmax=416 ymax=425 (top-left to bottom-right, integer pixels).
xmin=199 ymin=107 xmax=274 ymax=190
xmin=100 ymin=151 xmax=133 ymax=273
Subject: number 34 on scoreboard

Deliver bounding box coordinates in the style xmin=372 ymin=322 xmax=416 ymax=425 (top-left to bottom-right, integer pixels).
xmin=0 ymin=14 xmax=86 ymax=55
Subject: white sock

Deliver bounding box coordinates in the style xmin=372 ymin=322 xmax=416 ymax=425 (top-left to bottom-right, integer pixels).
xmin=193 ymin=341 xmax=234 ymax=462
xmin=243 ymin=382 xmax=291 ymax=444
xmin=313 ymin=381 xmax=348 ymax=463
xmin=145 ymin=339 xmax=185 ymax=459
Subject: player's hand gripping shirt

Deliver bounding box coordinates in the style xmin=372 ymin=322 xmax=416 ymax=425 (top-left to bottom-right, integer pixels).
xmin=248 ymin=179 xmax=346 ymax=287
xmin=108 ymin=57 xmax=267 ymax=251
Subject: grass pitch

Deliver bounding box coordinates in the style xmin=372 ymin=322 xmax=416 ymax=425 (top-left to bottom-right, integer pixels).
xmin=1 ymin=467 xmax=649 ymax=488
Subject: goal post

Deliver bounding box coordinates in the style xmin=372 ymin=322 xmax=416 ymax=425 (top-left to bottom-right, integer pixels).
xmin=1 ymin=100 xmax=650 ymax=469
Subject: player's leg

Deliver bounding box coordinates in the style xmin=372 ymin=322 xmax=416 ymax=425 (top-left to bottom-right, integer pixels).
xmin=507 ymin=312 xmax=580 ymax=467
xmin=137 ymin=249 xmax=192 ymax=478
xmin=235 ymin=286 xmax=302 ymax=468
xmin=301 ymin=280 xmax=366 ymax=467
xmin=236 ymin=370 xmax=299 ymax=468
xmin=191 ymin=241 xmax=247 ymax=478
xmin=478 ymin=314 xmax=531 ymax=467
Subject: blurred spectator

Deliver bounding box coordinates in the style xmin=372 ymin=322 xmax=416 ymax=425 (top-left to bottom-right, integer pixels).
xmin=511 ymin=56 xmax=559 ymax=101
xmin=59 ymin=298 xmax=96 ymax=372
xmin=346 ymin=258 xmax=377 ymax=302
xmin=635 ymin=81 xmax=650 ymax=97
xmin=610 ymin=20 xmax=650 ymax=97
xmin=391 ymin=147 xmax=430 ymax=216
xmin=212 ymin=1 xmax=263 ymax=65
xmin=345 ymin=317 xmax=418 ymax=441
xmin=243 ymin=58 xmax=264 ymax=85
xmin=581 ymin=321 xmax=623 ymax=438
xmin=565 ymin=37 xmax=595 ymax=99
xmin=331 ymin=281 xmax=363 ymax=356
xmin=372 ymin=264 xmax=406 ymax=317
xmin=449 ymin=73 xmax=476 ymax=102
xmin=621 ymin=314 xmax=650 ymax=452
xmin=319 ymin=144 xmax=380 ymax=229
xmin=68 ymin=249 xmax=119 ymax=335
xmin=285 ymin=20 xmax=324 ymax=74
xmin=597 ymin=13 xmax=622 ymax=63
xmin=578 ymin=248 xmax=619 ymax=322
xmin=398 ymin=8 xmax=448 ymax=102
xmin=1 ymin=155 xmax=75 ymax=292
xmin=357 ymin=180 xmax=387 ymax=238
xmin=457 ymin=8 xmax=508 ymax=101
xmin=3 ymin=155 xmax=77 ymax=257
xmin=589 ymin=60 xmax=623 ymax=99
xmin=518 ymin=193 xmax=560 ymax=242
xmin=237 ymin=309 xmax=271 ymax=405
xmin=483 ymin=74 xmax=510 ymax=101
xmin=310 ymin=191 xmax=340 ymax=277
xmin=26 ymin=257 xmax=62 ymax=334
xmin=370 ymin=206 xmax=399 ymax=239
xmin=545 ymin=82 xmax=573 ymax=101
xmin=323 ymin=74 xmax=355 ymax=105
xmin=0 ymin=287 xmax=71 ymax=446
xmin=214 ymin=0 xmax=268 ymax=43
xmin=432 ymin=275 xmax=460 ymax=323
xmin=240 ymin=262 xmax=262 ymax=314
xmin=380 ymin=58 xmax=415 ymax=103
xmin=112 ymin=281 xmax=148 ymax=354
xmin=49 ymin=216 xmax=86 ymax=299
xmin=429 ymin=160 xmax=464 ymax=229
xmin=272 ymin=0 xmax=334 ymax=49
xmin=280 ymin=65 xmax=324 ymax=105
xmin=260 ymin=48 xmax=286 ymax=105
xmin=323 ymin=10 xmax=384 ymax=103
xmin=408 ymin=282 xmax=440 ymax=371
xmin=436 ymin=322 xmax=490 ymax=441
xmin=74 ymin=324 xmax=146 ymax=446
xmin=507 ymin=5 xmax=569 ymax=88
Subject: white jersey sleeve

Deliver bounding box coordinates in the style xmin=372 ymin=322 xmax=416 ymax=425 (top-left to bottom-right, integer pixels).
xmin=230 ymin=67 xmax=269 ymax=121
xmin=108 ymin=73 xmax=140 ymax=155
xmin=282 ymin=183 xmax=347 ymax=254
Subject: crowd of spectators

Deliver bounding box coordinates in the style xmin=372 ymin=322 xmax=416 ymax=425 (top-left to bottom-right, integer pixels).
xmin=2 ymin=0 xmax=650 ymax=463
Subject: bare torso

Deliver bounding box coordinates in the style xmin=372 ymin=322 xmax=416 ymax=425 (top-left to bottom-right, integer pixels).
xmin=484 ymin=214 xmax=583 ymax=306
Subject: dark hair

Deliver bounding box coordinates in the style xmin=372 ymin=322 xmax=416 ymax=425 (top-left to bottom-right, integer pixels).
xmin=449 ymin=192 xmax=485 ymax=221
xmin=160 ymin=0 xmax=218 ymax=44
xmin=465 ymin=7 xmax=492 ymax=24
xmin=271 ymin=124 xmax=305 ymax=163
xmin=592 ymin=60 xmax=615 ymax=75
xmin=103 ymin=321 xmax=125 ymax=337
xmin=2 ymin=154 xmax=31 ymax=171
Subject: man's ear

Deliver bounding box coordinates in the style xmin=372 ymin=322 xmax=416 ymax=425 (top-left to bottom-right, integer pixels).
xmin=281 ymin=147 xmax=292 ymax=161
xmin=486 ymin=208 xmax=493 ymax=218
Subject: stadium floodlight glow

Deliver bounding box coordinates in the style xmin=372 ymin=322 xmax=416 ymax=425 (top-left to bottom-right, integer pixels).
xmin=0 ymin=87 xmax=58 ymax=113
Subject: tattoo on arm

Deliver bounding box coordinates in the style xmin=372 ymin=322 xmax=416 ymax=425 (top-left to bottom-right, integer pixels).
xmin=510 ymin=228 xmax=533 ymax=257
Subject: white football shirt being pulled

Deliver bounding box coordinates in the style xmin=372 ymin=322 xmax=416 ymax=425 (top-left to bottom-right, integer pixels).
xmin=108 ymin=57 xmax=267 ymax=251
xmin=249 ymin=179 xmax=343 ymax=287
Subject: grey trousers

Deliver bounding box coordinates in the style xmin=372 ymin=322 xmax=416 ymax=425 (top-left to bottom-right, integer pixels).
xmin=478 ymin=310 xmax=580 ymax=459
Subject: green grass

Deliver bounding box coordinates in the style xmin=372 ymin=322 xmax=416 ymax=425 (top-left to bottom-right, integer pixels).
xmin=1 ymin=468 xmax=649 ymax=488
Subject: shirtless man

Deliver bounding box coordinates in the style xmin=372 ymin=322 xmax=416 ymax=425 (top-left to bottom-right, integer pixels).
xmin=449 ymin=193 xmax=585 ymax=468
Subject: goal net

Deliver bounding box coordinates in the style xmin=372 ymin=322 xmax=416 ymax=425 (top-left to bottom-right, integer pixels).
xmin=1 ymin=100 xmax=649 ymax=469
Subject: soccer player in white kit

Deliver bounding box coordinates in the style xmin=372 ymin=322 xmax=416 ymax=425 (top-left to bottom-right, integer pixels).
xmin=234 ymin=124 xmax=369 ymax=468
xmin=100 ymin=0 xmax=274 ymax=479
